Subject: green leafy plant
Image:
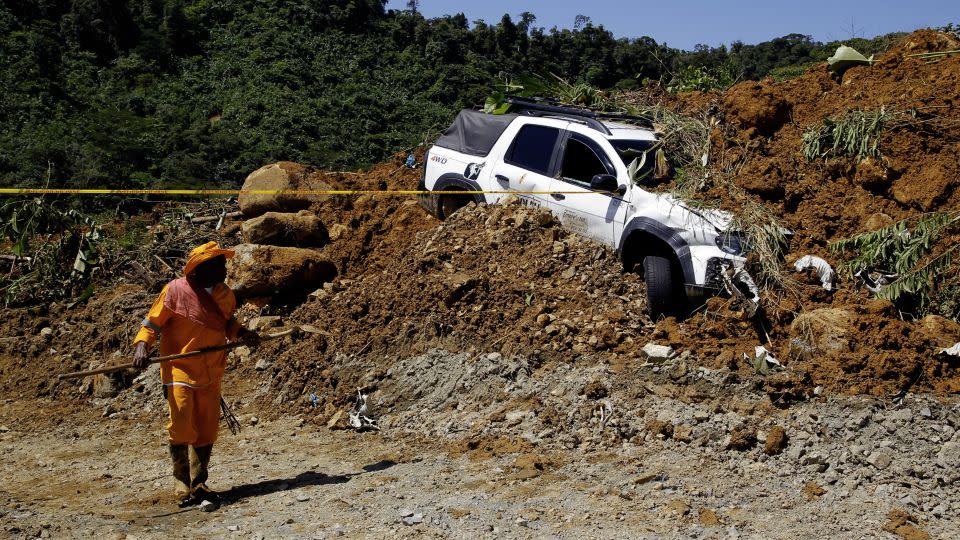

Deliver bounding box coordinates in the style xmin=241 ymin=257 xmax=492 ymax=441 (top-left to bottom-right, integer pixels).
xmin=0 ymin=198 xmax=103 ymax=306
xmin=830 ymin=211 xmax=960 ymax=312
xmin=801 ymin=107 xmax=893 ymax=161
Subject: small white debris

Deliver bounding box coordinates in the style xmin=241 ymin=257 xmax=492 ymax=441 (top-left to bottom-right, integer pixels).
xmin=794 ymin=255 xmax=835 ymax=290
xmin=641 ymin=343 xmax=675 ymax=363
xmin=938 ymin=343 xmax=960 ymax=358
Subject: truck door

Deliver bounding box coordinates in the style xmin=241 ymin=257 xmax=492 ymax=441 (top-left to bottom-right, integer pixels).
xmin=549 ymin=131 xmax=629 ymax=248
xmin=489 ymin=123 xmax=566 ymax=212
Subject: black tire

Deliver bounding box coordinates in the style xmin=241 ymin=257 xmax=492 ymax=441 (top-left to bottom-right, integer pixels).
xmin=438 ymin=194 xmax=469 ymax=220
xmin=643 ymin=255 xmax=681 ymax=320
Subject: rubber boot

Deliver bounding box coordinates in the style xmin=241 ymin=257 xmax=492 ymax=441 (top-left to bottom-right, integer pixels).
xmin=191 ymin=444 xmax=220 ymax=507
xmin=169 ymin=444 xmax=193 ymax=507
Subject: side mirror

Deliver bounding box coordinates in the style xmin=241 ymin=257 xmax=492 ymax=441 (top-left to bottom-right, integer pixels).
xmin=590 ymin=174 xmax=625 ymax=196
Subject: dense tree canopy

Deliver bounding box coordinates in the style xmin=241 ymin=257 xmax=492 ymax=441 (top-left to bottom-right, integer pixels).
xmin=0 ymin=1 xmax=904 ymax=188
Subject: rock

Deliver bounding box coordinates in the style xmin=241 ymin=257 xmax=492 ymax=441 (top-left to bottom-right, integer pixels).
xmin=39 ymin=327 xmax=53 ymax=339
xmin=326 ymin=410 xmax=344 ymax=429
xmin=242 ymin=210 xmax=329 ymax=247
xmin=863 ymin=212 xmax=895 ymax=232
xmin=247 ymin=316 xmax=282 ymax=332
xmin=249 ymin=416 xmax=259 ymax=426
xmin=101 ymin=405 xmax=115 ymax=418
xmin=868 ymin=450 xmax=893 ymax=470
xmin=790 ymin=308 xmax=853 ymax=355
xmin=199 ymin=500 xmax=218 ymax=512
xmin=254 ymin=357 xmax=271 ymax=371
xmin=238 ymin=162 xmax=333 ymax=218
xmin=764 ymin=425 xmax=789 ymax=455
xmin=698 ymin=508 xmax=721 ymax=527
xmin=664 ymin=499 xmax=691 ymax=517
xmin=92 ymin=373 xmax=125 ymax=399
xmin=641 ymin=343 xmax=675 ymax=363
xmin=401 ymin=513 xmax=423 ymax=526
xmin=296 ymin=494 xmax=310 ymax=502
xmin=726 ymin=425 xmax=757 ymax=451
xmin=227 ymin=244 xmax=337 ymax=299
xmin=0 ymin=426 xmax=9 ymax=433
xmin=853 ymin=157 xmax=891 ymax=191
xmin=327 ymin=223 xmax=349 ymax=242
xmin=937 ymin=441 xmax=959 ymax=469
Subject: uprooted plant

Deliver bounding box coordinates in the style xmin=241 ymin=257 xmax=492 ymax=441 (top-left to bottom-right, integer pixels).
xmin=0 ymin=197 xmax=103 ymax=306
xmin=801 ymin=105 xmax=960 ymax=162
xmin=802 ymin=107 xmax=893 ymax=161
xmin=829 ymin=210 xmax=960 ymax=317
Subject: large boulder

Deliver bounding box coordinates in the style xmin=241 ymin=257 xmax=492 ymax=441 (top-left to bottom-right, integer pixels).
xmin=238 ymin=162 xmax=334 ymax=218
xmin=227 ymin=244 xmax=337 ymax=298
xmin=242 ymin=210 xmax=329 ymax=247
xmin=789 ymin=308 xmax=854 ymax=358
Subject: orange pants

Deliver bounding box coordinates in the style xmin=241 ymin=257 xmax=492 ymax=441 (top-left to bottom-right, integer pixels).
xmin=166 ymin=383 xmax=221 ymax=446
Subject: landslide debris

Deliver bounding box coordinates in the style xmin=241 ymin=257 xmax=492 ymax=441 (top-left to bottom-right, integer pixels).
xmin=263 ymin=198 xmax=653 ymax=411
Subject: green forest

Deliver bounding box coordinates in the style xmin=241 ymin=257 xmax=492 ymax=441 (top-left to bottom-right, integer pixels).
xmin=1 ymin=0 xmax=905 ymax=188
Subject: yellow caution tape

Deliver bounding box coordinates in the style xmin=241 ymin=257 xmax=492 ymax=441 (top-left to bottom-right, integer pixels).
xmin=0 ymin=188 xmax=589 ymax=196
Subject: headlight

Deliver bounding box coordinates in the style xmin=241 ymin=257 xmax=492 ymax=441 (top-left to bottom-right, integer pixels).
xmin=715 ymin=231 xmax=750 ymax=256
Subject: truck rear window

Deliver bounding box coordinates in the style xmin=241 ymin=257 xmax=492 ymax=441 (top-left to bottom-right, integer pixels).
xmin=506 ymin=125 xmax=560 ymax=175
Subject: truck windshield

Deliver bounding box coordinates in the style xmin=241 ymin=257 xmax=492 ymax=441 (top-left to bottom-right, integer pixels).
xmin=611 ymin=140 xmax=658 ymax=183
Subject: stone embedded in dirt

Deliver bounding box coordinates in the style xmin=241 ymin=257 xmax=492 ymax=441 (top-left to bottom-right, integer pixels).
xmin=803 ymin=481 xmax=827 ymax=500
xmin=241 ymin=210 xmax=329 ymax=247
xmin=646 ymin=420 xmax=674 ymax=439
xmin=726 ymin=425 xmax=757 ymax=451
xmin=854 ymin=157 xmax=892 ymax=191
xmin=764 ymin=370 xmax=814 ymax=406
xmin=247 ymin=316 xmax=282 ymax=332
xmin=790 ymin=308 xmax=853 ymax=355
xmin=937 ymin=441 xmax=959 ymax=469
xmin=401 ymin=512 xmax=423 ymax=526
xmin=698 ymin=508 xmax=721 ymax=527
xmin=327 ymin=223 xmax=349 ymax=242
xmin=882 ymin=509 xmax=930 ymax=540
xmin=199 ymin=500 xmax=217 ymax=512
xmin=238 ymin=161 xmax=333 ymax=218
xmin=227 ymin=244 xmax=337 ymax=299
xmin=867 ymin=449 xmax=894 ymax=470
xmin=641 ymin=343 xmax=674 ymax=363
xmin=764 ymin=425 xmax=789 ymax=455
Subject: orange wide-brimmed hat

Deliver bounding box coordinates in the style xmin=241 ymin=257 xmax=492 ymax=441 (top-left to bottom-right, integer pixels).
xmin=183 ymin=241 xmax=235 ymax=276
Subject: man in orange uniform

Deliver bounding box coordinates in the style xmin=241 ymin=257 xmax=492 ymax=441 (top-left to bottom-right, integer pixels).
xmin=132 ymin=241 xmax=256 ymax=508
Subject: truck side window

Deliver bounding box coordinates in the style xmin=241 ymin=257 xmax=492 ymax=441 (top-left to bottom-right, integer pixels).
xmin=560 ymin=136 xmax=612 ymax=186
xmin=505 ymin=125 xmax=560 ymax=175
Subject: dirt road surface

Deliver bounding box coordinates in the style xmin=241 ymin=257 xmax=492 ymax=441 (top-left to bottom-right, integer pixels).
xmin=2 ymin=351 xmax=956 ymax=539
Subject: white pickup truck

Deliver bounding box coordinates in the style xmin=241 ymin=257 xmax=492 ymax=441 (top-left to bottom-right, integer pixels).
xmin=418 ymin=99 xmax=758 ymax=319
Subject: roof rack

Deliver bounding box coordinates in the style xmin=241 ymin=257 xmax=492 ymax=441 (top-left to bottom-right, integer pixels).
xmin=504 ymin=96 xmax=654 ymax=134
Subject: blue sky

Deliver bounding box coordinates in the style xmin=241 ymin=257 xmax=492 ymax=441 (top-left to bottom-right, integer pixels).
xmin=386 ymin=1 xmax=958 ymax=50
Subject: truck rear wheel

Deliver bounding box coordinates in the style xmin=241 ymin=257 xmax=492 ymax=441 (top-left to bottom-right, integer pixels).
xmin=643 ymin=255 xmax=683 ymax=320
xmin=438 ymin=193 xmax=470 ymax=220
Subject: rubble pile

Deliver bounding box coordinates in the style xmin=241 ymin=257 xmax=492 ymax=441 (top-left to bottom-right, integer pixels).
xmin=261 ymin=199 xmax=653 ymax=412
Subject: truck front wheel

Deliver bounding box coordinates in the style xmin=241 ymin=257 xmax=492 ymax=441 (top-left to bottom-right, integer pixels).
xmin=643 ymin=255 xmax=684 ymax=320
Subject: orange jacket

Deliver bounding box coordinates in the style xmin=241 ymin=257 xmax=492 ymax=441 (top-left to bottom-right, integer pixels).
xmin=134 ymin=282 xmax=241 ymax=387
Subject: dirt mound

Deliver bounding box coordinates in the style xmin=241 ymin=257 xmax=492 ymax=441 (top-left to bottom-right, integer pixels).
xmin=685 ymin=30 xmax=960 ymax=255
xmin=260 ymin=200 xmax=653 ymax=412
xmin=0 ymin=284 xmax=152 ymax=400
